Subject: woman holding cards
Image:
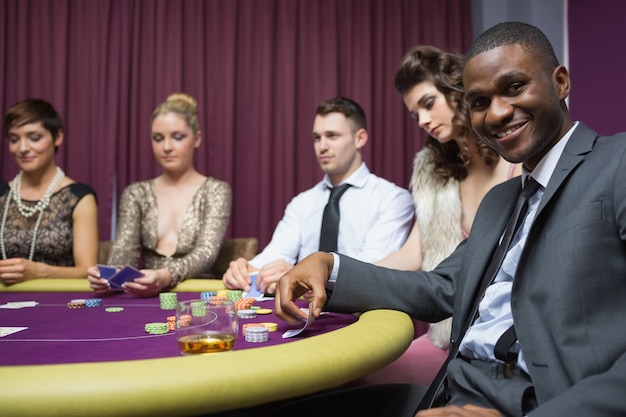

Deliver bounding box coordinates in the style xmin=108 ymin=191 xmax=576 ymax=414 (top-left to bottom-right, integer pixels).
xmin=87 ymin=93 xmax=232 ymax=297
xmin=0 ymin=98 xmax=99 ymax=283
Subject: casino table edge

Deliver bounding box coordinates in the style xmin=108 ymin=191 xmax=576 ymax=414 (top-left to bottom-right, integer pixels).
xmin=0 ymin=278 xmax=226 ymax=293
xmin=0 ymin=279 xmax=415 ymax=416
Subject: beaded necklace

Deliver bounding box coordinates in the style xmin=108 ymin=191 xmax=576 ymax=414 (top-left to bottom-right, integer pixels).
xmin=0 ymin=167 xmax=65 ymax=260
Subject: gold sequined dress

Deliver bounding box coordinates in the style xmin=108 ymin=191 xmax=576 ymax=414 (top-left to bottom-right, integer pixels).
xmin=107 ymin=177 xmax=231 ymax=285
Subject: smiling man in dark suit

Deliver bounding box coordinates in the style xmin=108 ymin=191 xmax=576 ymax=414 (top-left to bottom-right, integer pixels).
xmin=274 ymin=21 xmax=626 ymax=417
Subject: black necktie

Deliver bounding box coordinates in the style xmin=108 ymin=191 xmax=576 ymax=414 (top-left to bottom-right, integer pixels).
xmin=416 ymin=177 xmax=541 ymax=410
xmin=463 ymin=177 xmax=541 ymax=327
xmin=319 ymin=184 xmax=351 ymax=252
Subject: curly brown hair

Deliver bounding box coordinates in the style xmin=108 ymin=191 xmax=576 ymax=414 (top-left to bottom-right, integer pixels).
xmin=394 ymin=45 xmax=499 ymax=182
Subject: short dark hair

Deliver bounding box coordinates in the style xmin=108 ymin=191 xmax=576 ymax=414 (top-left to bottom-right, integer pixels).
xmin=3 ymin=98 xmax=64 ymax=139
xmin=315 ymin=97 xmax=367 ymax=132
xmin=465 ymin=21 xmax=559 ymax=75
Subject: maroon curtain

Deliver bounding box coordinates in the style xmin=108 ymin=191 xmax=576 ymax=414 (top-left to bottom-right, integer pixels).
xmin=568 ymin=0 xmax=626 ymax=136
xmin=1 ymin=0 xmax=472 ymax=250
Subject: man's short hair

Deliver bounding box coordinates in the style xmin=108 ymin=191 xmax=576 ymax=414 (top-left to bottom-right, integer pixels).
xmin=465 ymin=21 xmax=559 ymax=75
xmin=315 ymin=97 xmax=367 ymax=131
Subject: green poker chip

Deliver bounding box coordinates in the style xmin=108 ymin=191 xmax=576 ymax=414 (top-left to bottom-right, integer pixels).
xmin=105 ymin=307 xmax=124 ymax=312
xmin=159 ymin=292 xmax=178 ymax=310
xmin=190 ymin=301 xmax=207 ymax=317
xmin=144 ymin=322 xmax=168 ymax=334
xmin=226 ymin=290 xmax=242 ymax=301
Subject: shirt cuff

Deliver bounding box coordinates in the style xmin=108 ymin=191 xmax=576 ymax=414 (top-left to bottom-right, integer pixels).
xmin=325 ymin=252 xmax=340 ymax=291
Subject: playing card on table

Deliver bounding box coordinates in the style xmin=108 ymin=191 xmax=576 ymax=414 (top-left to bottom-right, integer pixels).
xmin=0 ymin=327 xmax=28 ymax=337
xmin=282 ymin=302 xmax=316 ymax=338
xmin=0 ymin=301 xmax=38 ymax=309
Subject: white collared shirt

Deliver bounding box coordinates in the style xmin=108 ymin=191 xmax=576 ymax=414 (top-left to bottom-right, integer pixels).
xmin=250 ymin=162 xmax=414 ymax=268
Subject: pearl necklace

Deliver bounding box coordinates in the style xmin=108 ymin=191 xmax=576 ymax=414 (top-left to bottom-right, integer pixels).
xmin=12 ymin=167 xmax=65 ymax=217
xmin=0 ymin=167 xmax=65 ymax=260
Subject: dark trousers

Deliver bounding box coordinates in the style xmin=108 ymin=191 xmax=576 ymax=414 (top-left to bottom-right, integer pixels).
xmin=272 ymin=359 xmax=539 ymax=417
xmin=272 ymin=384 xmax=429 ymax=417
xmin=447 ymin=358 xmax=537 ymax=416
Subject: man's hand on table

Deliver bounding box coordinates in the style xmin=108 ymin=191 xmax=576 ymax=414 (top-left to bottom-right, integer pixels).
xmin=275 ymin=251 xmax=334 ymax=325
xmin=258 ymin=259 xmax=293 ymax=295
xmin=222 ymin=257 xmax=258 ymax=291
xmin=223 ymin=258 xmax=296 ymax=296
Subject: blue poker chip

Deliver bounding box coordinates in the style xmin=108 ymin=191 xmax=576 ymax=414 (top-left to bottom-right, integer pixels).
xmin=85 ymin=299 xmax=102 ymax=307
xmin=200 ymin=291 xmax=217 ymax=300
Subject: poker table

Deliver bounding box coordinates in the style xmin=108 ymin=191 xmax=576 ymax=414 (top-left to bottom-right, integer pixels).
xmin=0 ymin=279 xmax=414 ymax=417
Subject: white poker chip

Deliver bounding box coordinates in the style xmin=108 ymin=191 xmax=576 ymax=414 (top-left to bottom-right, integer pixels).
xmin=244 ymin=326 xmax=269 ymax=342
xmin=237 ymin=309 xmax=257 ymax=319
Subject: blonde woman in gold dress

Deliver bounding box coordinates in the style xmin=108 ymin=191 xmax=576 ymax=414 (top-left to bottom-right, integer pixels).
xmin=88 ymin=93 xmax=232 ymax=297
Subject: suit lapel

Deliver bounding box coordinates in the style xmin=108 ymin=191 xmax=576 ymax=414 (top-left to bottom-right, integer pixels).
xmin=455 ymin=180 xmax=521 ymax=329
xmin=535 ymin=123 xmax=595 ymax=219
xmin=455 ymin=123 xmax=596 ymax=333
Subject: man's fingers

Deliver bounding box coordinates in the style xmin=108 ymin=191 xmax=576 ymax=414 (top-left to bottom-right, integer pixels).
xmin=274 ymin=287 xmax=308 ymax=325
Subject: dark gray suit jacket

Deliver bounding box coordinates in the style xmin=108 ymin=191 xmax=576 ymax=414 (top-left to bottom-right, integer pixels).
xmin=327 ymin=123 xmax=626 ymax=416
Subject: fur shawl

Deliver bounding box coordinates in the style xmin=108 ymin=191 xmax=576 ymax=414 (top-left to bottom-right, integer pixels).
xmin=410 ymin=147 xmax=464 ymax=349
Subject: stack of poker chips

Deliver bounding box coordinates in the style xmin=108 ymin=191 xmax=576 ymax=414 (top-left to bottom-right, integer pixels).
xmin=67 ymin=299 xmax=86 ymax=308
xmin=226 ymin=290 xmax=242 ymax=301
xmin=259 ymin=322 xmax=278 ymax=332
xmin=178 ymin=314 xmax=192 ymax=327
xmin=244 ymin=325 xmax=269 ymax=343
xmin=242 ymin=322 xmax=277 ymax=336
xmin=66 ymin=298 xmax=106 ymax=309
xmin=200 ymin=291 xmax=217 ymax=300
xmin=235 ymin=297 xmax=255 ymax=311
xmin=216 ymin=289 xmax=242 ymax=301
xmin=145 ymin=322 xmax=168 ymax=334
xmin=166 ymin=316 xmax=176 ymax=331
xmin=237 ymin=309 xmax=257 ymax=319
xmin=190 ymin=301 xmax=207 ymax=317
xmin=85 ymin=298 xmax=102 ymax=308
xmin=159 ymin=292 xmax=178 ymax=310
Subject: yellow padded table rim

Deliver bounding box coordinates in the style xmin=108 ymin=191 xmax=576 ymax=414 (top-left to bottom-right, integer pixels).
xmin=0 ymin=277 xmax=226 ymax=292
xmin=0 ymin=279 xmax=414 ymax=416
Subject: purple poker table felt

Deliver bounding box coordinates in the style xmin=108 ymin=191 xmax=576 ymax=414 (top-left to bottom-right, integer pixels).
xmin=0 ymin=291 xmax=357 ymax=366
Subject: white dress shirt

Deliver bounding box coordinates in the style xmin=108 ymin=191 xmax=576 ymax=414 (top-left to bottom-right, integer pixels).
xmin=250 ymin=162 xmax=414 ymax=268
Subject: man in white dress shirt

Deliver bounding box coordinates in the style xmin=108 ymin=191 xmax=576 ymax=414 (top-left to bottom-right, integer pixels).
xmin=223 ymin=97 xmax=414 ymax=295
